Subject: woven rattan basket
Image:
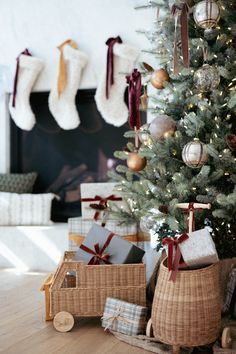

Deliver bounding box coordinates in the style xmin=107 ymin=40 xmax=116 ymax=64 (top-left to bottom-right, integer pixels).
xmin=151 ymin=258 xmax=221 ymax=350
xmin=49 ymin=251 xmax=146 ymax=318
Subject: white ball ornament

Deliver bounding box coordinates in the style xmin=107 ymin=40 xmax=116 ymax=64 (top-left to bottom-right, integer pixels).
xmin=149 ymin=115 xmax=176 ymax=141
xmin=182 ymin=138 xmax=208 ymax=168
xmin=193 ymin=0 xmax=220 ymax=29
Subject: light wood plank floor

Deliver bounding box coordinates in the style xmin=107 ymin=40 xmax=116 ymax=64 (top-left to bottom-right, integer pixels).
xmin=0 ymin=269 xmax=152 ymax=354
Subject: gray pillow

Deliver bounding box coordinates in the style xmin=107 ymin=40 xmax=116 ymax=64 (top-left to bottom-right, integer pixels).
xmin=0 ymin=172 xmax=37 ymax=193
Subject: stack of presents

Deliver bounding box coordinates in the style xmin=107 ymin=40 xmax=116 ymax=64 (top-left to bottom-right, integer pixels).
xmin=41 ymin=183 xmax=236 ymax=352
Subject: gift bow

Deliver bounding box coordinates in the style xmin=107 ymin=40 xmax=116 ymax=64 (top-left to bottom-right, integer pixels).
xmin=81 ymin=195 xmax=122 ymax=221
xmin=106 ymin=36 xmax=123 ymax=99
xmin=171 ymin=1 xmax=189 ymax=75
xmin=79 ymin=232 xmax=115 ymax=265
xmin=12 ymin=48 xmax=32 ymax=107
xmin=162 ymin=233 xmax=189 ymax=282
xmin=101 ymin=306 xmax=138 ymax=331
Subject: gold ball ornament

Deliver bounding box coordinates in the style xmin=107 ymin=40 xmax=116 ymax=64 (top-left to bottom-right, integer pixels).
xmin=150 ymin=68 xmax=169 ymax=90
xmin=182 ymin=138 xmax=208 ymax=168
xmin=127 ymin=151 xmax=147 ymax=172
xmin=149 ymin=115 xmax=176 ymax=141
xmin=193 ymin=0 xmax=220 ymax=29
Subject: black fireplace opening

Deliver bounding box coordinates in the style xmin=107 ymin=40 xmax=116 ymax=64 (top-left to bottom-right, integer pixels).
xmin=10 ymin=89 xmax=146 ymax=222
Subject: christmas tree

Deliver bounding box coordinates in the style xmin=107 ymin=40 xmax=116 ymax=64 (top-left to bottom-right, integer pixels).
xmin=109 ymin=0 xmax=236 ymax=259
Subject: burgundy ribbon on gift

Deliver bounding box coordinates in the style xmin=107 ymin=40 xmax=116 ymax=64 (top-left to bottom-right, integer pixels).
xmin=162 ymin=233 xmax=189 ymax=282
xmin=171 ymin=1 xmax=189 ymax=75
xmin=181 ymin=202 xmax=203 ymax=232
xmin=79 ymin=232 xmax=115 ymax=265
xmin=126 ymin=68 xmax=142 ymax=131
xmin=105 ymin=36 xmax=122 ymax=99
xmin=81 ymin=195 xmax=122 ymax=221
xmin=12 ymin=48 xmax=32 ymax=107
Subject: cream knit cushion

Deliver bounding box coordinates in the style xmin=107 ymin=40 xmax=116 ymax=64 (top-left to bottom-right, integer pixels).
xmin=0 ymin=192 xmax=55 ymax=225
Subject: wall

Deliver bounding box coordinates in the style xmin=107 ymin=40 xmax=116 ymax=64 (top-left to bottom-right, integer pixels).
xmin=0 ymin=0 xmax=154 ymax=172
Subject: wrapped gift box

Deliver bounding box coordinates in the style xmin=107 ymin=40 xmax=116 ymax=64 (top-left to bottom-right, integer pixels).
xmin=102 ymin=297 xmax=147 ymax=335
xmin=80 ymin=182 xmax=125 ymax=220
xmin=74 ymin=223 xmax=145 ymax=264
xmin=179 ymin=228 xmax=219 ymax=268
xmin=68 ymin=217 xmax=138 ymax=251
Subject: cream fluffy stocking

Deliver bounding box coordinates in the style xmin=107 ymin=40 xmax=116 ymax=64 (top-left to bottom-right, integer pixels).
xmin=95 ymin=43 xmax=139 ymax=127
xmin=49 ymin=45 xmax=88 ymax=130
xmin=9 ymin=54 xmax=44 ymax=131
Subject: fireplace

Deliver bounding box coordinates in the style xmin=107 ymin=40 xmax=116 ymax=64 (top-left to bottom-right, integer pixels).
xmin=10 ymin=89 xmax=146 ymax=221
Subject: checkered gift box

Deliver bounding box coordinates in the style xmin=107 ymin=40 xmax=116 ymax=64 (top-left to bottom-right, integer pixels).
xmin=68 ymin=217 xmax=138 ymax=251
xmin=223 ymin=267 xmax=236 ymax=317
xmin=101 ymin=297 xmax=147 ymax=335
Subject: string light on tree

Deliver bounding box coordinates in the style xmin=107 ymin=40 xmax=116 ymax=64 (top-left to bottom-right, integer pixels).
xmin=182 ymin=138 xmax=208 ymax=168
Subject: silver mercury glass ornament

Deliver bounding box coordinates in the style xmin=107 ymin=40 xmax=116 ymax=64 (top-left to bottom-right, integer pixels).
xmin=193 ymin=63 xmax=220 ymax=92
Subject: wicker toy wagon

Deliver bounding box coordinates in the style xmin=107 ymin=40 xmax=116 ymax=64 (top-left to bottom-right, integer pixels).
xmin=41 ymin=251 xmax=146 ymax=332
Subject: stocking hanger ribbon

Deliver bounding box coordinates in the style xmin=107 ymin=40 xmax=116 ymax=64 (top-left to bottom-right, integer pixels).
xmin=105 ymin=36 xmax=122 ymax=99
xmin=79 ymin=232 xmax=115 ymax=265
xmin=57 ymin=39 xmax=78 ymax=97
xmin=126 ymin=69 xmax=142 ymax=147
xmin=12 ymin=48 xmax=32 ymax=107
xmin=162 ymin=233 xmax=189 ymax=282
xmin=171 ymin=1 xmax=189 ymax=75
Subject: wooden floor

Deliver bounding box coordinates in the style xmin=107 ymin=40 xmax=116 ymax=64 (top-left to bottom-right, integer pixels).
xmin=0 ymin=269 xmax=153 ymax=354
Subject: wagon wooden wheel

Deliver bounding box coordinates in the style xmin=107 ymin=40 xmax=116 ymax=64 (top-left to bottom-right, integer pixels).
xmin=53 ymin=311 xmax=74 ymax=332
xmin=221 ymin=327 xmax=232 ymax=349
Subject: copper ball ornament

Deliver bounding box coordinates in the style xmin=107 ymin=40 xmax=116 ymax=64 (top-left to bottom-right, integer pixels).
xmin=182 ymin=138 xmax=208 ymax=168
xmin=149 ymin=115 xmax=177 ymax=141
xmin=193 ymin=0 xmax=220 ymax=29
xmin=150 ymin=68 xmax=169 ymax=89
xmin=127 ymin=151 xmax=146 ymax=172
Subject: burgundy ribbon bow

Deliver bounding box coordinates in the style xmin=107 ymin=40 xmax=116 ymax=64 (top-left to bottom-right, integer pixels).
xmin=171 ymin=1 xmax=189 ymax=75
xmin=81 ymin=195 xmax=122 ymax=221
xmin=181 ymin=202 xmax=203 ymax=232
xmin=12 ymin=48 xmax=32 ymax=107
xmin=126 ymin=69 xmax=142 ymax=130
xmin=80 ymin=232 xmax=115 ymax=265
xmin=105 ymin=36 xmax=122 ymax=99
xmin=162 ymin=233 xmax=189 ymax=281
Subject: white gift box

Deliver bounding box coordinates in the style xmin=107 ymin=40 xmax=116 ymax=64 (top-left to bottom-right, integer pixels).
xmin=68 ymin=217 xmax=138 ymax=251
xmin=179 ymin=228 xmax=219 ymax=268
xmin=80 ymin=182 xmax=125 ymax=220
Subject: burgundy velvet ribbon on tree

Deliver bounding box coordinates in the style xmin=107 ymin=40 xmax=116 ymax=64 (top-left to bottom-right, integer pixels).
xmin=12 ymin=48 xmax=32 ymax=107
xmin=105 ymin=36 xmax=122 ymax=99
xmin=180 ymin=202 xmax=203 ymax=232
xmin=81 ymin=195 xmax=122 ymax=221
xmin=171 ymin=1 xmax=189 ymax=75
xmin=126 ymin=68 xmax=142 ymax=130
xmin=79 ymin=232 xmax=115 ymax=265
xmin=162 ymin=233 xmax=189 ymax=281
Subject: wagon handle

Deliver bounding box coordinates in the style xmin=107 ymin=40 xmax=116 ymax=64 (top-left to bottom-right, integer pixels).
xmin=175 ymin=202 xmax=211 ymax=233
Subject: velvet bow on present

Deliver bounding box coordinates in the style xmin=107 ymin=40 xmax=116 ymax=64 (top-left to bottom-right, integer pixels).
xmin=81 ymin=194 xmax=122 ymax=221
xmin=162 ymin=233 xmax=189 ymax=282
xmin=79 ymin=232 xmax=115 ymax=265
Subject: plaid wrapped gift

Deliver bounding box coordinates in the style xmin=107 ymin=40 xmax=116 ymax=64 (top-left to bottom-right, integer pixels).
xmin=223 ymin=267 xmax=236 ymax=317
xmin=68 ymin=217 xmax=138 ymax=251
xmin=80 ymin=182 xmax=125 ymax=220
xmin=101 ymin=297 xmax=147 ymax=335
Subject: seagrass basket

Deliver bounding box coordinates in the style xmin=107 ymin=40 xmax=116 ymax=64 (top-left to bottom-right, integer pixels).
xmin=151 ymin=258 xmax=221 ymax=349
xmin=49 ymin=251 xmax=146 ymax=318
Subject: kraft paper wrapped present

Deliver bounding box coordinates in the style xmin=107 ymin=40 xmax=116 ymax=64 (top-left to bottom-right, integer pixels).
xmin=68 ymin=217 xmax=138 ymax=251
xmin=101 ymin=297 xmax=147 ymax=335
xmin=74 ymin=223 xmax=145 ymax=264
xmin=178 ymin=228 xmax=219 ymax=268
xmin=80 ymin=182 xmax=125 ymax=220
